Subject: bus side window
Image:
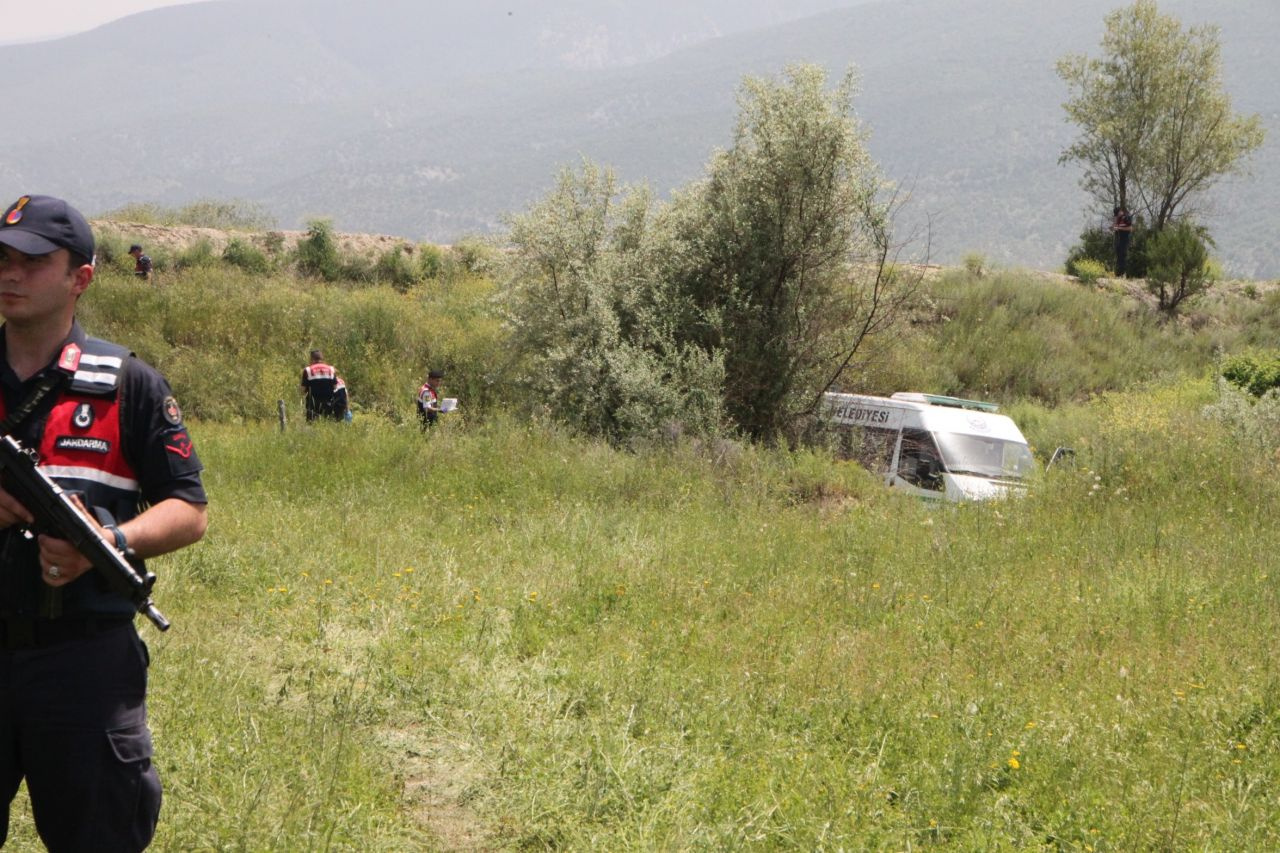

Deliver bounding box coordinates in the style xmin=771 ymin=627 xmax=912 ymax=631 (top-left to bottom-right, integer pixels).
xmin=898 ymin=428 xmax=944 ymax=491
xmin=843 ymin=426 xmax=897 ymax=474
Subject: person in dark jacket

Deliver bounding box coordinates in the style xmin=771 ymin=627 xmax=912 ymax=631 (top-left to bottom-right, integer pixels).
xmin=0 ymin=194 xmax=208 ymax=851
xmin=128 ymin=244 xmax=152 ymax=280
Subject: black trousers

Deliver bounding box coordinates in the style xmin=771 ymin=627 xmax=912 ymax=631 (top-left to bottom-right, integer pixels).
xmin=1115 ymin=232 xmax=1131 ymax=276
xmin=0 ymin=621 xmax=160 ymax=852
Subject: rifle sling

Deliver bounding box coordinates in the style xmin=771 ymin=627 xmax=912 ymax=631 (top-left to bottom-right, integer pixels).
xmin=0 ymin=366 xmax=71 ymax=438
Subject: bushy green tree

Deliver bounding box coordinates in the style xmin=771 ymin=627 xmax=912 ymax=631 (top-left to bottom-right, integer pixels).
xmin=1057 ymin=1 xmax=1264 ymax=230
xmin=222 ymin=238 xmax=272 ymax=274
xmin=1144 ymin=220 xmax=1213 ymax=312
xmin=1220 ymin=352 xmax=1280 ymax=399
xmin=666 ymin=63 xmax=911 ymax=442
xmin=294 ymin=218 xmax=341 ymax=280
xmin=373 ymin=245 xmax=421 ymax=291
xmin=503 ymin=162 xmax=724 ymax=443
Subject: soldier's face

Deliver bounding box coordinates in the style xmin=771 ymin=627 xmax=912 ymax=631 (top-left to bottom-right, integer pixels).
xmin=0 ymin=246 xmax=91 ymax=324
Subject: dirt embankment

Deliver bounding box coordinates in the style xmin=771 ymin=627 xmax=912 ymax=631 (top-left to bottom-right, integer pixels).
xmin=91 ymin=220 xmax=432 ymax=258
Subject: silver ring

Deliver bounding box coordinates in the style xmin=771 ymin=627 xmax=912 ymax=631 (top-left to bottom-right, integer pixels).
xmin=47 ymin=565 xmax=61 ymax=579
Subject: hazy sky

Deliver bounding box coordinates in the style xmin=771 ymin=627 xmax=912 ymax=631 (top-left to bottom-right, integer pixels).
xmin=0 ymin=0 xmax=207 ymax=43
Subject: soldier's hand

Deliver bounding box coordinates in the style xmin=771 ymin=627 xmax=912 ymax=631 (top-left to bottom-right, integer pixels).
xmin=0 ymin=484 xmax=34 ymax=530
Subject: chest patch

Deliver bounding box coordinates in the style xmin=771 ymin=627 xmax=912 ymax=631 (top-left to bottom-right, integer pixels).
xmin=55 ymin=436 xmax=111 ymax=455
xmin=72 ymin=402 xmax=95 ymax=429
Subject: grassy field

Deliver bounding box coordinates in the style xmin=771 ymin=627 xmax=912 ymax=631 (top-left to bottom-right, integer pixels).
xmin=9 ymin=379 xmax=1280 ymax=850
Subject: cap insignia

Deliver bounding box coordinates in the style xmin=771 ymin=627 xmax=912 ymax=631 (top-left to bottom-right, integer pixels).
xmin=4 ymin=196 xmax=29 ymax=226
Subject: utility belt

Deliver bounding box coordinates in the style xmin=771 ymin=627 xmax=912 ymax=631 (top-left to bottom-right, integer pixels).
xmin=0 ymin=615 xmax=133 ymax=650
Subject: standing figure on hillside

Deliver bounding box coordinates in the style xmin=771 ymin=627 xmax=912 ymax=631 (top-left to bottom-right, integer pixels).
xmin=1111 ymin=205 xmax=1133 ymax=277
xmin=416 ymin=368 xmax=444 ymax=429
xmin=0 ymin=194 xmax=208 ymax=851
xmin=128 ymin=243 xmax=152 ymax=280
xmin=300 ymin=349 xmax=344 ymax=422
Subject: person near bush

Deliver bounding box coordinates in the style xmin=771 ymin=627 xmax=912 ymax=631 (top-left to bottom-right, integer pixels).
xmin=333 ymin=375 xmax=352 ymax=423
xmin=0 ymin=194 xmax=209 ymax=851
xmin=1111 ymin=205 xmax=1133 ymax=277
xmin=128 ymin=243 xmax=152 ymax=280
xmin=416 ymin=368 xmax=444 ymax=429
xmin=300 ymin=349 xmax=346 ymax=422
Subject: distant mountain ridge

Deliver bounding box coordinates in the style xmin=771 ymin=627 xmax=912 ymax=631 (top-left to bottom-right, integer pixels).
xmin=2 ymin=0 xmax=1276 ymax=276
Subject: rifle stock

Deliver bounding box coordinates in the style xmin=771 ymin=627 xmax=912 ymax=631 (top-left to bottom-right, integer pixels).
xmin=0 ymin=433 xmax=170 ymax=631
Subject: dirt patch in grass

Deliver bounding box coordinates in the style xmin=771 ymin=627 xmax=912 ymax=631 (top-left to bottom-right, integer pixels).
xmin=379 ymin=724 xmax=495 ymax=851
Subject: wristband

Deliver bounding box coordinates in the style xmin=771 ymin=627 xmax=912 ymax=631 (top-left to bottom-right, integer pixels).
xmin=105 ymin=524 xmax=131 ymax=555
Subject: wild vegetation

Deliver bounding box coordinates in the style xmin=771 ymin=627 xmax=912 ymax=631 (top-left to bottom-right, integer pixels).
xmin=2 ymin=211 xmax=1266 ymax=848
xmin=6 ymin=16 xmax=1275 ymax=844
xmin=1057 ymin=0 xmax=1264 ymax=302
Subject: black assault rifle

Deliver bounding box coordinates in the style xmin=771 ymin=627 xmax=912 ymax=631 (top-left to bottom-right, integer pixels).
xmin=0 ymin=433 xmax=170 ymax=631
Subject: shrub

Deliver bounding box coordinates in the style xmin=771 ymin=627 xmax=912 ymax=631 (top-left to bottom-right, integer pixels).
xmin=1220 ymin=351 xmax=1280 ymax=398
xmin=1069 ymin=258 xmax=1107 ymax=285
xmin=449 ymin=238 xmax=499 ymax=277
xmin=418 ymin=244 xmax=445 ymax=280
xmin=962 ymin=252 xmax=987 ymax=277
xmin=222 ymin=238 xmax=272 ymax=274
xmin=1065 ymin=223 xmax=1150 ymax=279
xmin=373 ymin=245 xmax=421 ymax=291
xmin=294 ymin=218 xmax=341 ymax=280
xmin=174 ymin=238 xmax=219 ymax=270
xmin=1145 ymin=220 xmax=1214 ymax=312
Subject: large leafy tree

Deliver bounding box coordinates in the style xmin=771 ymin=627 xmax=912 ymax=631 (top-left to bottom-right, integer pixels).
xmin=1057 ymin=0 xmax=1263 ymax=231
xmin=502 ymin=162 xmax=725 ymax=442
xmin=504 ymin=65 xmax=918 ymax=446
xmin=667 ymin=63 xmax=912 ymax=443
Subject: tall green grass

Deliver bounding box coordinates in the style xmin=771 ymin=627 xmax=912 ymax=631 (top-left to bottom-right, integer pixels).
xmin=77 ymin=267 xmax=508 ymax=422
xmin=9 ymin=383 xmax=1279 ymax=849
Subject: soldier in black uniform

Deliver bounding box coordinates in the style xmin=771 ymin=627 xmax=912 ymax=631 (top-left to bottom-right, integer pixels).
xmin=128 ymin=244 xmax=152 ymax=280
xmin=0 ymin=195 xmax=208 ymax=852
xmin=300 ymin=349 xmax=344 ymax=422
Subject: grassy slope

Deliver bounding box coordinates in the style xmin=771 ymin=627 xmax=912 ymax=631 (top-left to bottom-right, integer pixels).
xmin=13 ymin=389 xmax=1280 ymax=849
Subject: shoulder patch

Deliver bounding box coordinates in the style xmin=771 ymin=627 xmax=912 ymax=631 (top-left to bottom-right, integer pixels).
xmin=163 ymin=396 xmax=183 ymax=426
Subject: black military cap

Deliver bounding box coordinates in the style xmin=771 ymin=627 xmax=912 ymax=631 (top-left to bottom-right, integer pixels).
xmin=0 ymin=195 xmax=95 ymax=260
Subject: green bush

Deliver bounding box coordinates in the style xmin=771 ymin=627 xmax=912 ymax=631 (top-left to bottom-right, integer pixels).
xmin=1220 ymin=351 xmax=1280 ymax=398
xmin=1145 ymin=220 xmax=1214 ymax=312
xmin=173 ymin=238 xmax=219 ymax=271
xmin=1065 ymin=223 xmax=1150 ymax=278
xmin=449 ymin=238 xmax=499 ymax=277
xmin=222 ymin=238 xmax=272 ymax=274
xmin=294 ymin=218 xmax=341 ymax=280
xmin=1069 ymin=257 xmax=1107 ymax=284
xmin=418 ymin=243 xmax=445 ymax=280
xmin=373 ymin=245 xmax=421 ymax=291
xmin=962 ymin=252 xmax=987 ymax=277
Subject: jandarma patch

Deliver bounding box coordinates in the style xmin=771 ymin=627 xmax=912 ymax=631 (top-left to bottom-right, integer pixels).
xmin=55 ymin=436 xmax=110 ymax=454
xmin=162 ymin=396 xmax=182 ymax=425
xmin=4 ymin=197 xmax=28 ymax=225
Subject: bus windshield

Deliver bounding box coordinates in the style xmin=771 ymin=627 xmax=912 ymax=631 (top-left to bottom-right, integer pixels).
xmin=933 ymin=432 xmax=1036 ymax=481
